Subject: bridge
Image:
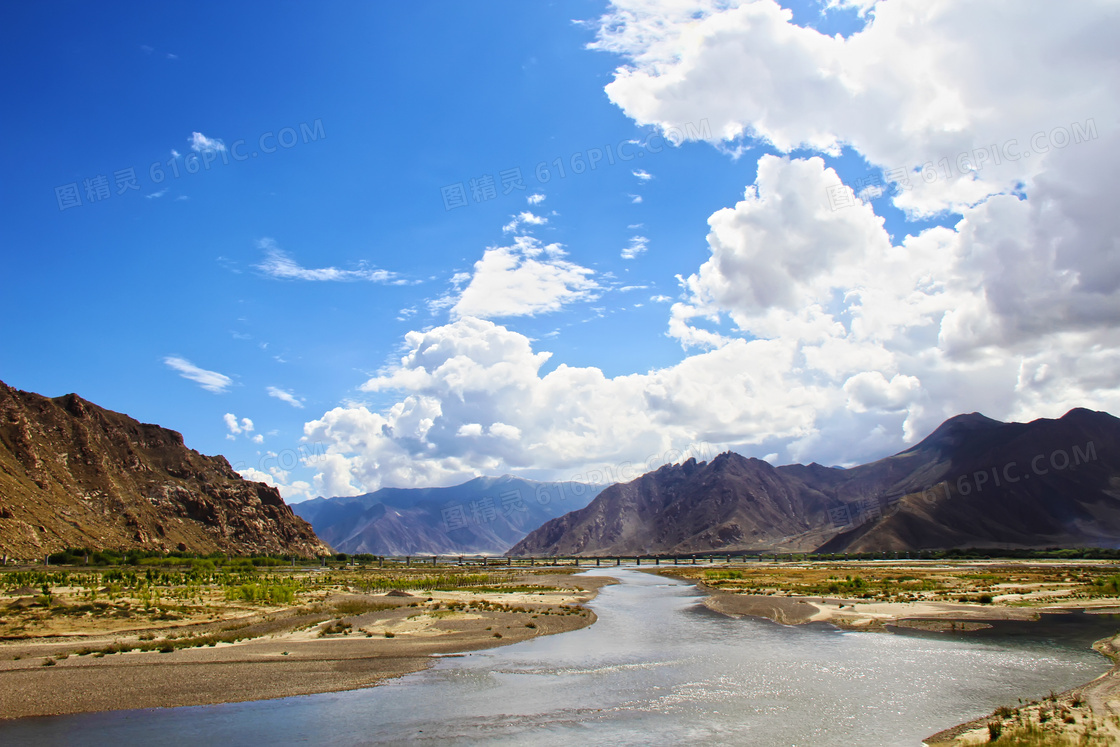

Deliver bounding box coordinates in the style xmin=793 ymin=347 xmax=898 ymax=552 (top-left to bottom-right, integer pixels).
xmin=353 ymin=550 xmax=925 ymax=568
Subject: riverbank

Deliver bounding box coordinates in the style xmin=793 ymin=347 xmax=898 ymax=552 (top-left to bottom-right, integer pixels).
xmin=700 ymin=586 xmax=1120 ymax=744
xmin=0 ymin=573 xmax=612 ymax=719
xmin=925 ymin=632 xmax=1120 ymax=745
xmin=656 ymin=562 xmax=1120 ymax=745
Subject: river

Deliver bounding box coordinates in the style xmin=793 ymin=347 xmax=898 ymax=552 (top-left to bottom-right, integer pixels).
xmin=1 ymin=567 xmax=1113 ymax=746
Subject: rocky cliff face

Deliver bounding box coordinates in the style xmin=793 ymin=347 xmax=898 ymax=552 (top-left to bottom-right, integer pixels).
xmin=510 ymin=409 xmax=1120 ymax=556
xmin=0 ymin=380 xmax=330 ymax=558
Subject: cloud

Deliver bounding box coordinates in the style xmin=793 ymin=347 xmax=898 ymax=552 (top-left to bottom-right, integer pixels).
xmin=621 ymin=235 xmax=649 ymax=259
xmin=223 ymin=413 xmax=257 ymax=437
xmin=581 ymin=0 xmax=1120 ymax=425
xmin=457 ymin=423 xmax=484 ymax=437
xmin=163 ymin=356 xmax=232 ymax=393
xmin=527 ymin=193 xmax=546 ymax=205
xmin=591 ymin=0 xmax=1116 ymax=217
xmin=170 ymin=149 xmax=180 ymax=159
xmin=145 ymin=190 xmax=167 ymax=199
xmin=223 ymin=413 xmax=242 ymax=434
xmin=267 ymin=386 xmax=305 ymax=409
xmin=628 ymin=194 xmax=643 ymax=203
xmin=665 ymin=147 xmax=1120 ymax=442
xmin=501 ymin=211 xmax=548 ymax=233
xmin=451 ymin=235 xmax=598 ymax=319
xmin=632 ymin=169 xmax=652 ymax=181
xmin=255 ymin=238 xmax=400 ymax=283
xmin=188 ymin=132 xmax=225 ymax=154
xmin=296 ymin=0 xmax=1120 ymax=489
xmin=300 ymin=317 xmax=826 ymax=491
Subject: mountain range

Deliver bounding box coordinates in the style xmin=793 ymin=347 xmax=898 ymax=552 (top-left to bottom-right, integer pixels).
xmin=511 ymin=409 xmax=1120 ymax=556
xmin=5 ymin=376 xmax=1118 ymax=560
xmin=0 ymin=380 xmax=329 ymax=558
xmin=293 ymin=476 xmax=604 ymax=555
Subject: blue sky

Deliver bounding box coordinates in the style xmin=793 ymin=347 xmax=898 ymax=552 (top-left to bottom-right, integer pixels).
xmin=3 ymin=1 xmax=1114 ymax=500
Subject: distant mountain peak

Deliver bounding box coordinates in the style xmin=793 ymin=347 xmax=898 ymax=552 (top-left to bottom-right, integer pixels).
xmin=513 ymin=407 xmax=1120 ymax=556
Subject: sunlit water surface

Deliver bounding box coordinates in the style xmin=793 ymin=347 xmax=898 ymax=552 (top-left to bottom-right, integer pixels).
xmin=2 ymin=568 xmax=1113 ymax=746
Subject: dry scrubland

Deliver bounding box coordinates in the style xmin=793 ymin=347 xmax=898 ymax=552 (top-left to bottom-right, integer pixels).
xmin=665 ymin=559 xmax=1120 ymax=626
xmin=661 ymin=560 xmax=1120 ymax=745
xmin=7 ymin=556 xmax=1120 ymax=744
xmin=0 ymin=560 xmax=607 ymax=718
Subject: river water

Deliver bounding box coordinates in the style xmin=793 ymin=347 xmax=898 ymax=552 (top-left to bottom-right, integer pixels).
xmin=2 ymin=568 xmax=1114 ymax=746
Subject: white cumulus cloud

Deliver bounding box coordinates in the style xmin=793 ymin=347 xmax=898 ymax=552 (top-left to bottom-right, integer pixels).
xmin=294 ymin=0 xmax=1120 ymax=489
xmin=451 ymin=236 xmax=598 ymax=319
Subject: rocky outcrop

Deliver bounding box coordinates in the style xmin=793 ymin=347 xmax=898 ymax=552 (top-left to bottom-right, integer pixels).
xmin=0 ymin=380 xmax=330 ymax=558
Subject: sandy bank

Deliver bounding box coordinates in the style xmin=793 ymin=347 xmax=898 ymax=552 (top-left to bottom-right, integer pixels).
xmin=0 ymin=575 xmax=614 ymax=719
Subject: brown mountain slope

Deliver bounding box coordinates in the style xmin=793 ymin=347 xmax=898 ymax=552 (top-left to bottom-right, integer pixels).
xmin=510 ymin=408 xmax=1120 ymax=556
xmin=818 ymin=408 xmax=1120 ymax=552
xmin=509 ymin=454 xmax=840 ymax=556
xmin=0 ymin=380 xmax=330 ymax=558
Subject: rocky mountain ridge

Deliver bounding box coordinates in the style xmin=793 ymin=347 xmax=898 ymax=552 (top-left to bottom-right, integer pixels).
xmin=0 ymin=380 xmax=330 ymax=558
xmin=510 ymin=409 xmax=1120 ymax=555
